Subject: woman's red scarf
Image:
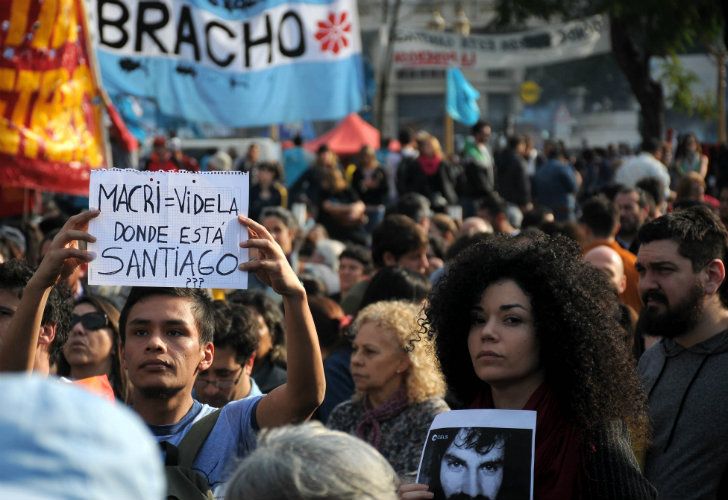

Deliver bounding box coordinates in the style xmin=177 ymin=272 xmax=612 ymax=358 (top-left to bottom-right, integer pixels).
xmin=417 ymin=155 xmax=442 ymax=176
xmin=470 ymin=383 xmax=583 ymax=499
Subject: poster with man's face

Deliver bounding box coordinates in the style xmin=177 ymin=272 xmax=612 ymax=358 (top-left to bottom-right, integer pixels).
xmin=416 ymin=410 xmax=536 ymax=500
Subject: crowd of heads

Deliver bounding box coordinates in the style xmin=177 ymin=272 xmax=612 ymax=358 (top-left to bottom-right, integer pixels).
xmin=2 ymin=124 xmax=728 ymax=499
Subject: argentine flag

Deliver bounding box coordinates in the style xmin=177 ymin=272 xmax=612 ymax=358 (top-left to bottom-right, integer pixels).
xmin=91 ymin=0 xmax=364 ymax=127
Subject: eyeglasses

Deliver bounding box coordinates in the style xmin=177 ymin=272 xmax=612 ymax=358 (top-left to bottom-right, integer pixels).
xmin=195 ymin=367 xmax=243 ymax=390
xmin=70 ymin=312 xmax=109 ymax=330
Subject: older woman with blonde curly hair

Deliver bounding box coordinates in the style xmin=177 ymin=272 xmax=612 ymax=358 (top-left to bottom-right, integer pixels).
xmin=327 ymin=300 xmax=449 ymax=479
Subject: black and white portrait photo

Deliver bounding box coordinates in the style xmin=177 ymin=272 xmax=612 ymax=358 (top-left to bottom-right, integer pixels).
xmin=416 ymin=411 xmax=536 ymax=500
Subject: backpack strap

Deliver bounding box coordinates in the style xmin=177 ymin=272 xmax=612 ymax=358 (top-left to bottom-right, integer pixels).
xmin=176 ymin=409 xmax=222 ymax=469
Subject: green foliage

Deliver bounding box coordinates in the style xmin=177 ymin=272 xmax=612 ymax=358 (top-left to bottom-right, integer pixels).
xmin=659 ymin=55 xmax=718 ymax=119
xmin=494 ymin=0 xmax=725 ymax=139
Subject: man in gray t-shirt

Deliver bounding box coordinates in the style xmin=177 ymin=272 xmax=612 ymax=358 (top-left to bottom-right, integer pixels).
xmin=636 ymin=207 xmax=728 ymax=499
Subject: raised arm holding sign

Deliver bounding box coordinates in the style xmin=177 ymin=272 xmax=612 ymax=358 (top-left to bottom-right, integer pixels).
xmin=0 ymin=210 xmax=99 ymax=373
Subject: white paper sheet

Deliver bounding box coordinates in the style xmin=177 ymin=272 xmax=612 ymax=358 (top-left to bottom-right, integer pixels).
xmin=416 ymin=410 xmax=536 ymax=500
xmin=87 ymin=169 xmax=249 ymax=289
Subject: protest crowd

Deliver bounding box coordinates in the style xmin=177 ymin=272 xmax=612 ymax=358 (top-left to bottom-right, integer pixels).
xmin=1 ymin=119 xmax=728 ymax=500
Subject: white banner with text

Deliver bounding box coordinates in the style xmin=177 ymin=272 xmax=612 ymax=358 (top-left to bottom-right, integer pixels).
xmin=393 ymin=15 xmax=609 ymax=70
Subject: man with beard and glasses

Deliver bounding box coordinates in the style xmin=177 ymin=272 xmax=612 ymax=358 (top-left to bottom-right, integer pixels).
xmin=635 ymin=205 xmax=728 ymax=499
xmin=194 ymin=302 xmax=262 ymax=407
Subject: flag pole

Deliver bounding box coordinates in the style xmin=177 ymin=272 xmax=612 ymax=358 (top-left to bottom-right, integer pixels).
xmin=444 ymin=113 xmax=454 ymax=156
xmin=79 ymin=0 xmax=112 ymax=167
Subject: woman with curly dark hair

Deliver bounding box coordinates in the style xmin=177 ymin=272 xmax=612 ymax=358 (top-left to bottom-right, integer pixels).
xmin=401 ymin=233 xmax=655 ymax=499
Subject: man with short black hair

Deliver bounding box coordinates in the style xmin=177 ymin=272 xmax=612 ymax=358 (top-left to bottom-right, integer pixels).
xmin=0 ymin=259 xmax=70 ymax=374
xmin=580 ymin=195 xmax=642 ymax=313
xmin=636 ymin=206 xmax=728 ymax=499
xmin=439 ymin=428 xmax=506 ymax=500
xmin=341 ymin=215 xmax=429 ymax=314
xmin=195 ymin=303 xmax=261 ymax=407
xmin=371 ymin=215 xmax=429 ymax=275
xmin=532 ymin=140 xmax=580 ymax=222
xmin=385 ymin=128 xmax=418 ymax=203
xmin=334 ymin=244 xmax=372 ymax=303
xmin=462 ymin=120 xmax=495 ymax=195
xmin=496 ymin=135 xmax=531 ymax=215
xmin=615 ymin=187 xmax=651 ymax=254
xmin=386 ymin=192 xmax=432 ymax=233
xmin=476 ymin=192 xmax=517 ymax=235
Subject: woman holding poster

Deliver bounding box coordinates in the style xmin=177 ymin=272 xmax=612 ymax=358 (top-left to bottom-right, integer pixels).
xmin=403 ymin=234 xmax=655 ymax=499
xmin=328 ymin=301 xmax=449 ymax=479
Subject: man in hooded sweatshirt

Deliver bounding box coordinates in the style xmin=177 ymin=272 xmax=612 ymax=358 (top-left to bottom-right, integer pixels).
xmin=636 ymin=205 xmax=728 ymax=499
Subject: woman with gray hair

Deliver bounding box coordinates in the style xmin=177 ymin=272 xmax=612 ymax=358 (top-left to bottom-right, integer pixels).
xmin=225 ymin=422 xmax=399 ymax=500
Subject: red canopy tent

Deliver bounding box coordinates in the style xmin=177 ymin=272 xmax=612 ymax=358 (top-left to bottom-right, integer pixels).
xmin=305 ymin=113 xmax=380 ymax=156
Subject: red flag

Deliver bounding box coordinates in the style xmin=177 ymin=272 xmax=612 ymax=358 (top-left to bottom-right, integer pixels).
xmin=0 ymin=0 xmax=110 ymax=195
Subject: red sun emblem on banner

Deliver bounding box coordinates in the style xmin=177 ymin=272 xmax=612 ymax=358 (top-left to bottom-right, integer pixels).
xmin=315 ymin=11 xmax=352 ymax=54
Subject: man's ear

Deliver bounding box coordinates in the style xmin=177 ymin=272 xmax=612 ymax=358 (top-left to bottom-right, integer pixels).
xmin=618 ymin=273 xmax=628 ymax=295
xmin=37 ymin=323 xmax=56 ymax=347
xmin=382 ymin=251 xmax=397 ymax=267
xmin=703 ymin=259 xmax=726 ymax=295
xmin=198 ymin=342 xmax=214 ymax=372
xmin=243 ymin=354 xmax=255 ymax=376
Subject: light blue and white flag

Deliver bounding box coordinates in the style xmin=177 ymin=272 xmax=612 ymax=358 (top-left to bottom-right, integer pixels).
xmin=90 ymin=0 xmax=364 ymax=126
xmin=446 ymin=67 xmax=480 ymax=126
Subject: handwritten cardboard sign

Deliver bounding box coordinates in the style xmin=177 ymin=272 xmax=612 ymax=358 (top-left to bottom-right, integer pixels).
xmin=88 ymin=169 xmax=248 ymax=289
